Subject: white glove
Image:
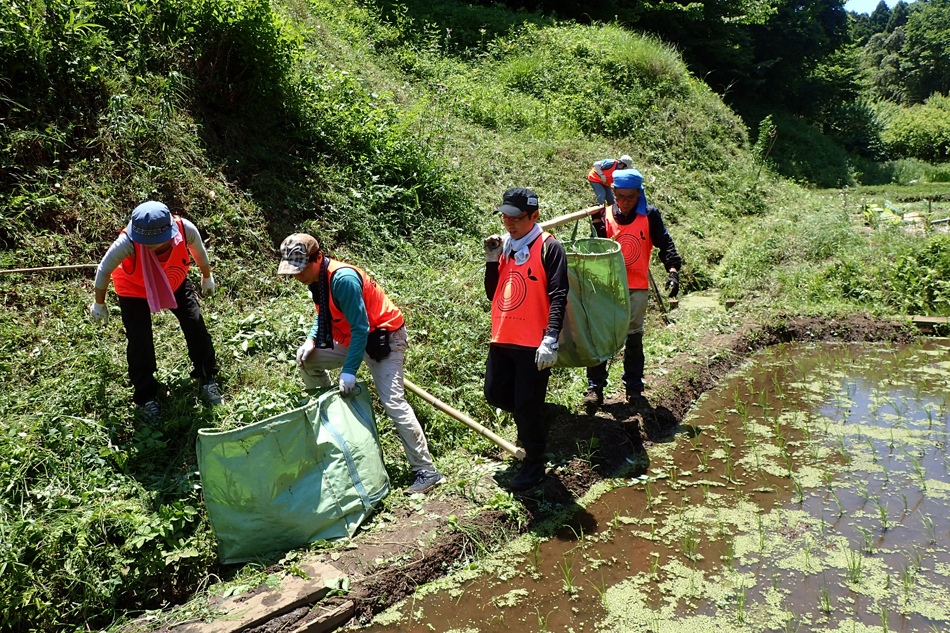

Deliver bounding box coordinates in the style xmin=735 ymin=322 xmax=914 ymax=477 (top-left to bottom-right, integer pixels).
xmin=483 ymin=234 xmax=503 ymax=263
xmin=201 ymin=275 xmax=216 ymax=295
xmin=338 ymin=372 xmax=357 ymax=395
xmin=89 ymin=301 xmax=109 ymax=325
xmin=296 ymin=339 xmax=315 ymax=368
xmin=535 ymin=335 xmax=559 ymax=370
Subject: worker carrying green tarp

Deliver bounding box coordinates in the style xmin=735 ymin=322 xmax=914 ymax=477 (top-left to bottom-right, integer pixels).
xmin=197 ymin=386 xmax=389 ymax=563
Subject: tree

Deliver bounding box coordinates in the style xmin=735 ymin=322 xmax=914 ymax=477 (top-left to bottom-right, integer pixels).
xmin=901 ymin=0 xmax=950 ymax=103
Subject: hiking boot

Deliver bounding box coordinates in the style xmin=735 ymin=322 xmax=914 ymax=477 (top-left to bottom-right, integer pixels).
xmin=201 ymin=381 xmax=223 ymax=406
xmin=508 ymin=459 xmax=546 ymax=491
xmin=405 ymin=469 xmax=446 ymax=494
xmin=583 ymin=388 xmax=603 ymax=412
xmin=139 ymin=400 xmax=160 ymax=421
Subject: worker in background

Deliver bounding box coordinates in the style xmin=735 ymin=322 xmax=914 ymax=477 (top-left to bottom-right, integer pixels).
xmin=583 ymin=169 xmax=681 ymax=410
xmin=483 ymin=188 xmax=569 ymax=491
xmin=587 ymin=154 xmax=633 ymax=206
xmin=278 ymin=233 xmax=446 ymax=495
xmin=89 ymin=201 xmax=221 ymax=418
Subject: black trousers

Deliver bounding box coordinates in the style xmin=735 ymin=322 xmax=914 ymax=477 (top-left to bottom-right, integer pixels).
xmin=117 ymin=278 xmax=216 ymax=405
xmin=484 ymin=344 xmax=551 ymax=460
xmin=586 ymin=333 xmax=644 ymax=394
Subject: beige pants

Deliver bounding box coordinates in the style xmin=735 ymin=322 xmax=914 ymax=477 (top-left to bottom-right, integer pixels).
xmin=299 ymin=326 xmax=435 ymax=472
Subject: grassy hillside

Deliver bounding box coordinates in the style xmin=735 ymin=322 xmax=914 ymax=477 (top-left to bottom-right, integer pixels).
xmin=1 ymin=0 xmax=948 ymax=630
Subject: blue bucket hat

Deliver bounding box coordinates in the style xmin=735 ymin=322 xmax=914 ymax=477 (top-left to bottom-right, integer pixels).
xmin=612 ymin=169 xmax=647 ymax=216
xmin=127 ymin=201 xmax=179 ymax=245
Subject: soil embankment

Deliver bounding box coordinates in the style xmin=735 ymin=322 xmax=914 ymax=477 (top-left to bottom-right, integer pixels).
xmin=168 ymin=313 xmax=917 ymax=633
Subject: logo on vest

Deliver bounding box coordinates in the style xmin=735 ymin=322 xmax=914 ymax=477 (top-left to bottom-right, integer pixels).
xmin=616 ymin=234 xmax=643 ymax=267
xmin=497 ymin=270 xmax=528 ymax=312
xmin=165 ymin=266 xmax=188 ymax=290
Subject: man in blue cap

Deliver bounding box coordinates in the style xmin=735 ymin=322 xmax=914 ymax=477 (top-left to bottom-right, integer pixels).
xmin=583 ymin=169 xmax=680 ymax=410
xmin=89 ymin=201 xmax=221 ymax=418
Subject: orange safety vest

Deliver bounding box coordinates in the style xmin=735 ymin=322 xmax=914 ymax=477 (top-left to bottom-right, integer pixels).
xmin=587 ymin=159 xmax=621 ymax=186
xmin=490 ymin=232 xmax=553 ymax=347
xmin=317 ymin=259 xmax=405 ymax=347
xmin=603 ymin=208 xmax=652 ymax=290
xmin=111 ymin=217 xmax=190 ymax=298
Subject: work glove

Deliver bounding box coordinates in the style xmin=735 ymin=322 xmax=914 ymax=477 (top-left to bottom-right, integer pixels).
xmin=89 ymin=301 xmax=109 ymax=325
xmin=535 ymin=335 xmax=559 ymax=371
xmin=665 ymin=270 xmax=680 ymax=298
xmin=296 ymin=339 xmax=315 ymax=368
xmin=200 ymin=274 xmax=216 ymax=295
xmin=338 ymin=372 xmax=357 ymax=396
xmin=483 ymin=234 xmax=503 ymax=263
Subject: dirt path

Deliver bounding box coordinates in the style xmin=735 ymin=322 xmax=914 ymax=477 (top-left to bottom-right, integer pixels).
xmin=171 ymin=313 xmax=916 ymax=633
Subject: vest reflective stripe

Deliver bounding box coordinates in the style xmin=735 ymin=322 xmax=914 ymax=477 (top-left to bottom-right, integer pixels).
xmin=317 ymin=259 xmax=404 ymax=347
xmin=111 ymin=217 xmax=190 ymax=298
xmin=587 ymin=161 xmax=619 ymax=185
xmin=604 ymin=208 xmax=652 ymax=289
xmin=490 ymin=232 xmax=552 ymax=347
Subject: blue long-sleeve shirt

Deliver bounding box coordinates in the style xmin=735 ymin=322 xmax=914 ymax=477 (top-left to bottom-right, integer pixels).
xmin=307 ymin=267 xmax=368 ymax=376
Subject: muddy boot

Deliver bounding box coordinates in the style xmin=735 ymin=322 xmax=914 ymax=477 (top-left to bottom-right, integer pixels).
xmin=509 ymin=455 xmax=547 ymax=491
xmin=583 ymin=388 xmax=603 ymax=413
xmin=626 ymin=388 xmax=648 ymax=408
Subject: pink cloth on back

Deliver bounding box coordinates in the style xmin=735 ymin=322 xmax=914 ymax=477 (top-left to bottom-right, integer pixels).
xmin=139 ymin=244 xmax=178 ymax=313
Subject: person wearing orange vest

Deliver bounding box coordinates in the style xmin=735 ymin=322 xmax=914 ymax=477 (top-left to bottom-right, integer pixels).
xmin=587 ymin=154 xmax=632 ymax=206
xmin=89 ymin=201 xmax=221 ymax=419
xmin=483 ymin=188 xmax=569 ymax=491
xmin=583 ymin=169 xmax=680 ymax=410
xmin=277 ymin=233 xmax=445 ymax=495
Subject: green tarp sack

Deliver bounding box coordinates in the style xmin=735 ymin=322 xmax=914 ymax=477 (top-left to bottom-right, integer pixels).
xmin=197 ymin=386 xmax=389 ymax=563
xmin=556 ymin=237 xmax=630 ymax=367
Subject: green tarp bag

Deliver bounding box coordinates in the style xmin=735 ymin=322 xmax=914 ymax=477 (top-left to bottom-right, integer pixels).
xmin=556 ymin=237 xmax=630 ymax=367
xmin=197 ymin=386 xmax=389 ymax=563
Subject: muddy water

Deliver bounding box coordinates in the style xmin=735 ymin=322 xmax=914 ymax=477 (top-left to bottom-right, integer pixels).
xmin=365 ymin=341 xmax=950 ymax=632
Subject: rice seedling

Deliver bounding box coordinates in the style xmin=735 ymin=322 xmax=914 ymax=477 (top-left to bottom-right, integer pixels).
xmin=818 ymin=584 xmax=832 ymax=614
xmin=844 ymin=548 xmax=863 ymax=584
xmin=880 ymin=603 xmax=889 ymax=632
xmin=734 ymin=581 xmax=747 ymax=624
xmin=830 ymin=486 xmax=844 ymax=516
xmin=857 ymin=526 xmax=874 ymax=555
xmin=918 ymin=511 xmax=936 ymax=545
xmin=532 ymin=538 xmax=542 ymax=572
xmin=587 ymin=571 xmax=608 ymax=608
xmin=792 ymin=477 xmax=805 ymax=504
xmin=872 ymin=497 xmax=889 ymax=532
xmin=558 ymin=554 xmax=576 ymax=593
xmin=650 ymin=552 xmax=660 ymax=579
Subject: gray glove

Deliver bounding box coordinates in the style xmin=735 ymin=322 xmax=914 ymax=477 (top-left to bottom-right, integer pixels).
xmin=89 ymin=301 xmax=109 ymax=325
xmin=535 ymin=335 xmax=559 ymax=370
xmin=483 ymin=234 xmax=503 ymax=263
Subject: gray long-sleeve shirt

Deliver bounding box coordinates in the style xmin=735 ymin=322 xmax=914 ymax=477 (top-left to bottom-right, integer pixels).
xmin=94 ymin=218 xmax=210 ymax=290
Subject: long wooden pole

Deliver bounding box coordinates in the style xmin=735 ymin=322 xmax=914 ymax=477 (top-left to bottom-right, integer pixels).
xmin=0 ymin=264 xmax=97 ymax=275
xmin=403 ymin=378 xmax=526 ymax=460
xmin=538 ymin=205 xmax=602 ymax=231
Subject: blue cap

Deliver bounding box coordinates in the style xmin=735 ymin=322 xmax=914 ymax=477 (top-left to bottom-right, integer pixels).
xmin=127 ymin=201 xmax=179 ymax=245
xmin=612 ymin=169 xmax=648 ymax=215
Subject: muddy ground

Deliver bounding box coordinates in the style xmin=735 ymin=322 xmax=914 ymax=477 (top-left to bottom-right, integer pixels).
xmin=229 ymin=313 xmax=918 ymax=633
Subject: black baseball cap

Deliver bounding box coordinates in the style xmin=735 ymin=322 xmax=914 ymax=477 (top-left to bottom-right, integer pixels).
xmin=496 ymin=187 xmax=539 ymax=217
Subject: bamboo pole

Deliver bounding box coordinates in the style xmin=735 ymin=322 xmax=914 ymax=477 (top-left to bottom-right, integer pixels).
xmin=538 ymin=205 xmax=602 ymax=231
xmin=403 ymin=378 xmax=525 ymax=460
xmin=0 ymin=264 xmax=97 ymax=275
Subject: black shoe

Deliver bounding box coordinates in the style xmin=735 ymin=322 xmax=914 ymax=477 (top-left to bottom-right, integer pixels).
xmin=509 ymin=459 xmax=546 ymax=491
xmin=583 ymin=388 xmax=603 ymax=411
xmin=626 ymin=391 xmax=648 ymax=407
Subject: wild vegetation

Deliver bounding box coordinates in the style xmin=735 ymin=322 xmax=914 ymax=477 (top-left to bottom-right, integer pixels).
xmin=0 ymin=0 xmax=948 ymax=631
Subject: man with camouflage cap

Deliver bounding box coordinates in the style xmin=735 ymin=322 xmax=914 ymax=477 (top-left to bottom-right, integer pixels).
xmin=277 ymin=233 xmax=445 ymax=494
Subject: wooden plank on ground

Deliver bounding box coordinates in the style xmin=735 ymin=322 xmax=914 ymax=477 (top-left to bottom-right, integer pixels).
xmin=173 ymin=561 xmax=344 ymax=633
xmin=912 ymin=316 xmax=949 ymax=325
xmin=289 ymin=600 xmax=355 ymax=633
